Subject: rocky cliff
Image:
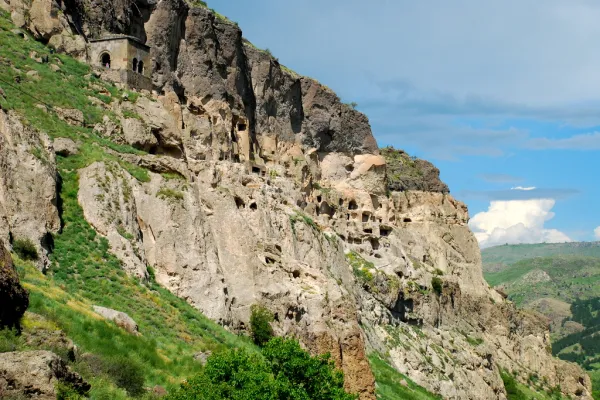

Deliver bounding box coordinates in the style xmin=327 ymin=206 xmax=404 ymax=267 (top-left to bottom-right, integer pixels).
xmin=0 ymin=0 xmax=593 ymax=399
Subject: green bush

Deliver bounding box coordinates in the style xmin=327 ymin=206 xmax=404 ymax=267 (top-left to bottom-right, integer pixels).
xmin=500 ymin=370 xmax=528 ymax=400
xmin=55 ymin=382 xmax=85 ymax=400
xmin=104 ymin=356 xmax=145 ymax=397
xmin=0 ymin=328 xmax=23 ymax=352
xmin=12 ymin=238 xmax=38 ymax=261
xmin=250 ymin=304 xmax=274 ymax=346
xmin=167 ymin=338 xmax=356 ymax=400
xmin=431 ymin=277 xmax=443 ymax=296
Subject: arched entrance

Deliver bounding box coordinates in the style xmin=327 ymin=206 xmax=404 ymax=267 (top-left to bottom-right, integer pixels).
xmin=137 ymin=60 xmax=144 ymax=74
xmin=100 ymin=52 xmax=111 ymax=69
xmin=132 ymin=58 xmax=138 ymax=72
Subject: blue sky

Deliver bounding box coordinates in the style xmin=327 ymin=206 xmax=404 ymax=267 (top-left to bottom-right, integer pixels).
xmin=211 ymin=0 xmax=600 ymax=246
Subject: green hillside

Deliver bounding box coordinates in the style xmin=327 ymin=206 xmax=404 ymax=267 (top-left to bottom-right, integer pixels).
xmin=483 ymin=242 xmax=600 ymax=273
xmin=482 ymin=244 xmax=600 ymax=399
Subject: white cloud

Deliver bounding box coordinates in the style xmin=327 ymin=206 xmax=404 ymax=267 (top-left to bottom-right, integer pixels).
xmin=595 ymin=226 xmax=600 ymax=240
xmin=469 ymin=199 xmax=572 ymax=248
xmin=511 ymin=186 xmax=536 ymax=191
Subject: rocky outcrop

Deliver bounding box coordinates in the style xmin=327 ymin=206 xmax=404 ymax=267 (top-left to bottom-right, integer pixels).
xmin=0 ymin=109 xmax=60 ymax=269
xmin=0 ymin=350 xmax=89 ymax=399
xmin=381 ymin=146 xmax=449 ymax=193
xmin=0 ymin=238 xmax=28 ymax=328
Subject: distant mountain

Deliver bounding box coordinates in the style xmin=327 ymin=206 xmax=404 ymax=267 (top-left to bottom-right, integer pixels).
xmin=483 ymin=242 xmax=600 ymax=273
xmin=482 ymin=243 xmax=600 ymax=399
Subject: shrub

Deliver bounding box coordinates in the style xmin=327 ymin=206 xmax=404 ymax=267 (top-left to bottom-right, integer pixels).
xmin=56 ymin=382 xmax=85 ymax=400
xmin=104 ymin=356 xmax=145 ymax=397
xmin=250 ymin=305 xmax=273 ymax=346
xmin=12 ymin=238 xmax=38 ymax=261
xmin=0 ymin=328 xmax=23 ymax=352
xmin=167 ymin=338 xmax=357 ymax=400
xmin=431 ymin=277 xmax=443 ymax=296
xmin=157 ymin=187 xmax=184 ymax=202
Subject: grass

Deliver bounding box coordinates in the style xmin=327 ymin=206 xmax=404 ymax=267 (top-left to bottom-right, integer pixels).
xmin=346 ymin=251 xmax=374 ymax=284
xmin=289 ymin=211 xmax=319 ymax=234
xmin=368 ymin=354 xmax=441 ymax=400
xmin=157 ymin=187 xmax=185 ymax=202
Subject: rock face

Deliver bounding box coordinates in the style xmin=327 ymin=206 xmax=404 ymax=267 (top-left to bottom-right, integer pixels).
xmin=0 ymin=238 xmax=28 ymax=328
xmin=2 ymin=2 xmax=594 ymax=399
xmin=0 ymin=350 xmax=90 ymax=399
xmin=0 ymin=109 xmax=60 ymax=269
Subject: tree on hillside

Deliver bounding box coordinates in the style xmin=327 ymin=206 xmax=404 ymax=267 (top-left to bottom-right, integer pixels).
xmin=166 ymin=337 xmax=357 ymax=400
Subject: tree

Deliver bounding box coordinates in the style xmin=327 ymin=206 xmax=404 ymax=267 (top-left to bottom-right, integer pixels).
xmin=166 ymin=338 xmax=357 ymax=400
xmin=250 ymin=304 xmax=274 ymax=346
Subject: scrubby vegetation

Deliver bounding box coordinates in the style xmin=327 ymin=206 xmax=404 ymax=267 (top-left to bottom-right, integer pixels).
xmin=11 ymin=238 xmax=39 ymax=261
xmin=431 ymin=277 xmax=443 ymax=296
xmin=167 ymin=338 xmax=357 ymax=400
xmin=249 ymin=305 xmax=274 ymax=347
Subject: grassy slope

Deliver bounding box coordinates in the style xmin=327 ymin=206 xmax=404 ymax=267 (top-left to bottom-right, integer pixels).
xmin=368 ymin=355 xmax=441 ymax=400
xmin=484 ymin=255 xmax=600 ymax=305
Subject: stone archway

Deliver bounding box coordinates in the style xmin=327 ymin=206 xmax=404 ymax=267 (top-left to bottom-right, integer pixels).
xmin=100 ymin=52 xmax=111 ymax=68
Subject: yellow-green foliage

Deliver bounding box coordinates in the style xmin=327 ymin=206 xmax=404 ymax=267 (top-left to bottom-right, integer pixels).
xmin=346 ymin=251 xmax=374 ymax=283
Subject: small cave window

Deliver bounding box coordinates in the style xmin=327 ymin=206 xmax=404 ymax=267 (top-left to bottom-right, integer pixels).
xmin=234 ymin=196 xmax=245 ymax=209
xmin=132 ymin=58 xmax=138 ymax=72
xmin=403 ymin=218 xmax=412 ymax=223
xmin=380 ymin=227 xmax=392 ymax=237
xmin=238 ymin=123 xmax=247 ymax=131
xmin=339 ymin=198 xmax=344 ymax=207
xmin=364 ymin=228 xmax=373 ymax=234
xmin=317 ymin=196 xmax=322 ymax=203
xmin=362 ymin=213 xmax=370 ymax=223
xmin=348 ymin=200 xmax=358 ymax=210
xmin=292 ymin=270 xmax=300 ymax=279
xmin=101 ymin=53 xmax=111 ymax=69
xmin=252 ymin=166 xmax=261 ymax=175
xmin=249 ymin=202 xmax=258 ymax=211
xmin=265 ymin=256 xmax=276 ymax=265
xmin=345 ymin=164 xmax=354 ymax=172
xmin=138 ymin=60 xmax=144 ymax=74
xmin=371 ymin=238 xmax=380 ymax=250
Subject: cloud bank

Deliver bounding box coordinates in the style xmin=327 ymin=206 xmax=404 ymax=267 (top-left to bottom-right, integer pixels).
xmin=469 ymin=199 xmax=572 ymax=248
xmin=595 ymin=226 xmax=600 ymax=240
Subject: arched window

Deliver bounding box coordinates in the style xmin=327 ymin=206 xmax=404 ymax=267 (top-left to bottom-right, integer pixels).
xmin=137 ymin=60 xmax=144 ymax=74
xmin=100 ymin=53 xmax=111 ymax=69
xmin=132 ymin=58 xmax=138 ymax=72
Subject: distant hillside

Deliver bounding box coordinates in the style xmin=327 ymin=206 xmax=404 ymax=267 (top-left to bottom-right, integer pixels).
xmin=483 ymin=242 xmax=600 ymax=273
xmin=482 ymin=243 xmax=600 ymax=399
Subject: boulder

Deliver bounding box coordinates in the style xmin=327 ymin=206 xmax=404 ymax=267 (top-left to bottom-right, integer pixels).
xmin=121 ymin=117 xmax=158 ymax=152
xmin=93 ymin=305 xmax=139 ymax=334
xmin=0 ymin=350 xmax=89 ymax=399
xmin=53 ymin=137 xmax=79 ymax=156
xmin=55 ymin=107 xmax=84 ymax=126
